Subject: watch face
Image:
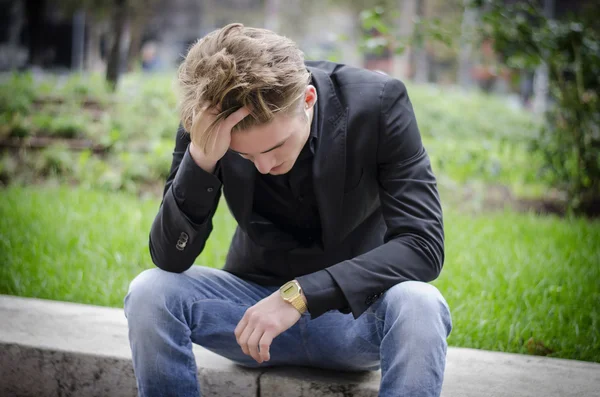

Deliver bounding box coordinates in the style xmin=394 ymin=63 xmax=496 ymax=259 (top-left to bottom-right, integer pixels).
xmin=281 ymin=281 xmax=299 ymax=299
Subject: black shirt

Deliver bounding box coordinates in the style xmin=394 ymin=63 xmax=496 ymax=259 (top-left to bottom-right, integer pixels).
xmin=252 ymin=118 xmax=321 ymax=248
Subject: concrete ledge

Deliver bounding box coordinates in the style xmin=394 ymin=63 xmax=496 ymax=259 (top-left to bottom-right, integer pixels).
xmin=1 ymin=294 xmax=599 ymax=397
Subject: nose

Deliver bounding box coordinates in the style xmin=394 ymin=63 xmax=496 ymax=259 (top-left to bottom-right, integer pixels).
xmin=254 ymin=154 xmax=276 ymax=174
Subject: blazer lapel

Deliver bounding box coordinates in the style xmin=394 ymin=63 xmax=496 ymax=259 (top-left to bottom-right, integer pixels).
xmin=310 ymin=67 xmax=348 ymax=249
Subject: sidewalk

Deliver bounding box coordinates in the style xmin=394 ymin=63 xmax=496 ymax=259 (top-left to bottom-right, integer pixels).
xmin=1 ymin=294 xmax=598 ymax=396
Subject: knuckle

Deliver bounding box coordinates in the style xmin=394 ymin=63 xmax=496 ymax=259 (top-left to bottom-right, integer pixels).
xmin=270 ymin=319 xmax=281 ymax=328
xmin=249 ymin=311 xmax=262 ymax=322
xmin=265 ymin=320 xmax=280 ymax=331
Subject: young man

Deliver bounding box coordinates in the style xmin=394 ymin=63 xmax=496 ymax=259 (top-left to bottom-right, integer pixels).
xmin=124 ymin=23 xmax=452 ymax=397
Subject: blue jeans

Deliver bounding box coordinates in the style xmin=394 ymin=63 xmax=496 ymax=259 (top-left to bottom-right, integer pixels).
xmin=124 ymin=265 xmax=452 ymax=397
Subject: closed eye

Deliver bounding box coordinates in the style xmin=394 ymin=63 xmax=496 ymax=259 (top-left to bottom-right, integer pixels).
xmin=230 ymin=136 xmax=289 ymax=158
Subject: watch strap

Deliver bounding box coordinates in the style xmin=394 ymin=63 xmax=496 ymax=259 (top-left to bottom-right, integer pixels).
xmin=290 ymin=296 xmax=308 ymax=314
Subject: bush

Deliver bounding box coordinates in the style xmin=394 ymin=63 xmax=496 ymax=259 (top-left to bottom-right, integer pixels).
xmin=0 ymin=73 xmax=35 ymax=114
xmin=33 ymin=145 xmax=74 ymax=177
xmin=475 ymin=0 xmax=600 ymax=214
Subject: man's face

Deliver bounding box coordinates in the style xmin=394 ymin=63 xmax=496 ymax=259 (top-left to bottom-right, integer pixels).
xmin=229 ymin=110 xmax=312 ymax=175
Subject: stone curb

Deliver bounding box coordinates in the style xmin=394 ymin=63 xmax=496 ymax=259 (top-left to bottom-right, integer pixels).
xmin=1 ymin=295 xmax=599 ymax=396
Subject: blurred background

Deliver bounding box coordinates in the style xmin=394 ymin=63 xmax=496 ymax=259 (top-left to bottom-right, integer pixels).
xmin=0 ymin=0 xmax=598 ymax=363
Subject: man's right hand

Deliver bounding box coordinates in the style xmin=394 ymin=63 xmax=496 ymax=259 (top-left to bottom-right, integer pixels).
xmin=189 ymin=106 xmax=251 ymax=173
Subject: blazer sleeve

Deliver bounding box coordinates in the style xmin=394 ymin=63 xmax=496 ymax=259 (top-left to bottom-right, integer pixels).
xmin=300 ymin=78 xmax=444 ymax=320
xmin=148 ymin=123 xmax=223 ymax=273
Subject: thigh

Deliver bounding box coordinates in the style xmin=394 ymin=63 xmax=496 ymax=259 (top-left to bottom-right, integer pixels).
xmin=301 ymin=308 xmax=382 ymax=372
xmin=180 ymin=265 xmax=311 ymax=368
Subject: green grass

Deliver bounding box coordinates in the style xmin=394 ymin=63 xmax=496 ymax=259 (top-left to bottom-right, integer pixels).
xmin=438 ymin=210 xmax=600 ymax=362
xmin=1 ymin=185 xmax=599 ymax=363
xmin=0 ymin=186 xmax=236 ymax=307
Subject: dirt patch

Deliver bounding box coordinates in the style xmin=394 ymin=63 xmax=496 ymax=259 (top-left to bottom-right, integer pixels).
xmin=483 ymin=184 xmax=568 ymax=216
xmin=456 ymin=182 xmax=600 ymax=218
xmin=0 ymin=136 xmax=110 ymax=154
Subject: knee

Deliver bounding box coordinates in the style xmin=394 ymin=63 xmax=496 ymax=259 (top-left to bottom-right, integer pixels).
xmin=382 ymin=281 xmax=452 ymax=336
xmin=123 ymin=268 xmax=184 ymax=320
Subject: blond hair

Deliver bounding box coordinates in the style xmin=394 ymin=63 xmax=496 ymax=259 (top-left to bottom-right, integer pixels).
xmin=177 ymin=23 xmax=311 ymax=151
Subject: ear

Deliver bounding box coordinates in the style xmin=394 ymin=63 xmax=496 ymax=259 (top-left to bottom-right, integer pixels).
xmin=303 ymin=85 xmax=317 ymax=110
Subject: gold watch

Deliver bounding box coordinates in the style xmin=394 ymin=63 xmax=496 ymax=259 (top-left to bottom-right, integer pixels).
xmin=280 ymin=280 xmax=308 ymax=314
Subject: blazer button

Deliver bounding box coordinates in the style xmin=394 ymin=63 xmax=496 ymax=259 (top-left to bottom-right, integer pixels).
xmin=176 ymin=232 xmax=188 ymax=251
xmin=365 ymin=292 xmax=382 ymax=306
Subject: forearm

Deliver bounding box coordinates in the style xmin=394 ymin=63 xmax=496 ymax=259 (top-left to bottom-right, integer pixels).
xmin=299 ymin=232 xmax=442 ymax=320
xmin=149 ymin=147 xmax=222 ymax=272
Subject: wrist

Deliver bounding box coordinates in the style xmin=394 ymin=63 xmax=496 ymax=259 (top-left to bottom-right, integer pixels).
xmin=299 ymin=289 xmax=307 ymax=305
xmin=189 ymin=141 xmax=218 ymax=173
xmin=280 ymin=280 xmax=309 ymax=314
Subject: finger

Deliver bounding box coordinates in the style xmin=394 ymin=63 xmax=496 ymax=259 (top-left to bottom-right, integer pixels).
xmin=258 ymin=330 xmax=275 ymax=362
xmin=207 ymin=120 xmax=223 ymax=153
xmin=223 ymin=106 xmax=251 ymax=130
xmin=238 ymin=322 xmax=254 ymax=356
xmin=247 ymin=328 xmax=264 ymax=363
xmin=234 ymin=313 xmax=248 ymax=341
xmin=191 ymin=107 xmax=217 ymax=147
xmin=190 ymin=109 xmax=206 ymax=143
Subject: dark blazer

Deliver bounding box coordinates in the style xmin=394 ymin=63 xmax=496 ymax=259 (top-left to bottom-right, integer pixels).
xmin=149 ymin=60 xmax=444 ymax=320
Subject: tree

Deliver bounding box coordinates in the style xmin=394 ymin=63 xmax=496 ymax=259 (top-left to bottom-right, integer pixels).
xmin=473 ymin=0 xmax=600 ymax=215
xmin=58 ymin=0 xmax=159 ymax=90
xmin=105 ymin=0 xmax=128 ymax=90
xmin=357 ymin=1 xmax=455 ymax=79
